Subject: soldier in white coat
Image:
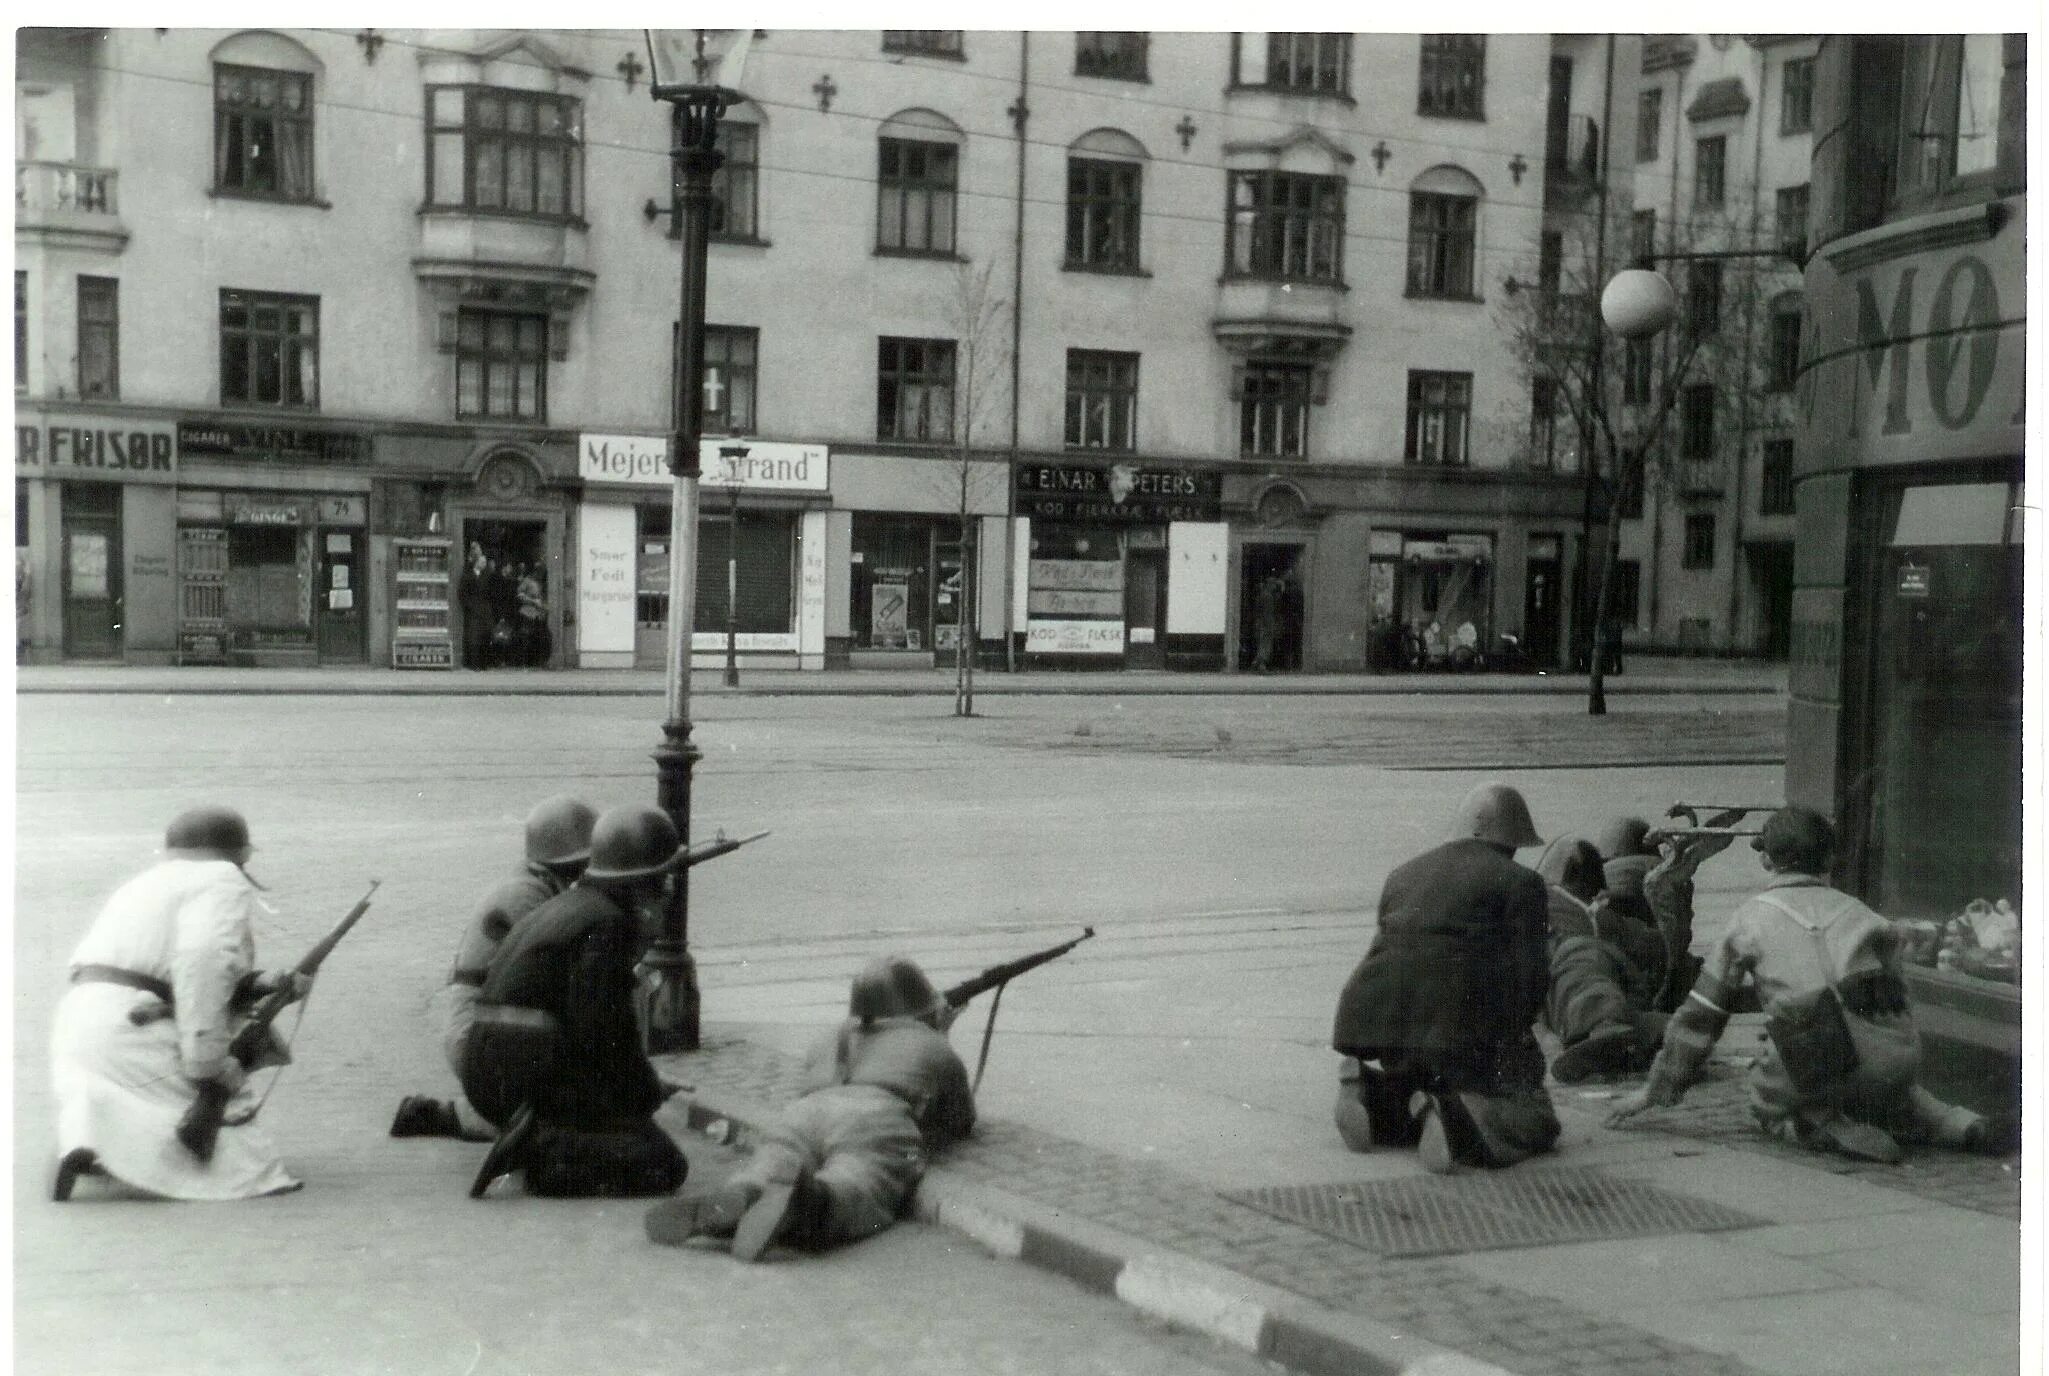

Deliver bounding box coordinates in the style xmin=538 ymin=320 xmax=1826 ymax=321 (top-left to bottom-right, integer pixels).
xmin=50 ymin=806 xmax=307 ymax=1201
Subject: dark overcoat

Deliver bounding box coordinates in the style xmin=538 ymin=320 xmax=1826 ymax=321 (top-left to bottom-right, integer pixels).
xmin=1332 ymin=838 xmax=1550 ymax=1058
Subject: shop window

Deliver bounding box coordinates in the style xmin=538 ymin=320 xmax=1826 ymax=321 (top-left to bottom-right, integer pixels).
xmin=1767 ymin=296 xmax=1803 ymax=391
xmin=1683 ymin=512 xmax=1716 ymax=569
xmin=214 ymin=64 xmax=314 ymax=202
xmin=1694 ymin=134 xmax=1726 ymax=208
xmin=1761 ymin=438 xmax=1795 ymax=515
xmin=1076 ymin=33 xmax=1148 ymax=81
xmin=1636 ymin=88 xmax=1662 ymax=162
xmin=702 ymin=326 xmax=757 ymax=435
xmin=455 ymin=310 xmax=546 ymax=422
xmin=225 ymin=524 xmax=312 ymax=634
xmin=220 ymin=289 xmax=318 ymax=409
xmin=1065 ymin=349 xmax=1138 ymax=452
xmin=1775 ymin=183 xmax=1809 ymax=261
xmin=635 ymin=504 xmax=671 ymax=626
xmin=1227 ymin=171 xmax=1344 ymax=283
xmin=851 ymin=514 xmax=936 ymax=650
xmin=1405 ymin=370 xmax=1472 ymax=466
xmin=426 ymin=85 xmax=584 ymax=222
xmin=1398 ymin=534 xmax=1494 ymax=659
xmin=1237 ymin=362 xmax=1311 ymax=458
xmin=694 ymin=508 xmax=795 ymax=635
xmin=877 ymin=136 xmax=958 ymax=256
xmin=1406 ymin=190 xmax=1477 ymax=298
xmin=877 ymin=336 xmax=955 ymax=442
xmin=1234 ymin=33 xmax=1351 ymax=96
xmin=77 ymin=276 xmax=118 ymax=401
xmin=882 ymin=32 xmax=963 ymax=58
xmin=1854 ymin=477 xmax=2022 ymax=927
xmin=711 ymin=123 xmax=758 ymax=240
xmin=1066 ymin=157 xmax=1142 ymax=271
xmin=1418 ymin=37 xmax=1484 ymax=118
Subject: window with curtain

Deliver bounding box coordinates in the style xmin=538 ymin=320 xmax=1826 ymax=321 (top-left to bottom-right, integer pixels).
xmin=882 ymin=32 xmax=963 ymax=57
xmin=1405 ymin=371 xmax=1472 ymax=465
xmin=1418 ymin=37 xmax=1485 ymax=118
xmin=1406 ymin=191 xmax=1477 ymax=297
xmin=1065 ymin=157 xmax=1142 ymax=270
xmin=1235 ymin=33 xmax=1351 ymax=95
xmin=214 ymin=65 xmax=314 ymax=201
xmin=711 ymin=123 xmax=758 ymax=240
xmin=1239 ymin=362 xmax=1312 ymax=457
xmin=1780 ymin=56 xmax=1815 ymax=134
xmin=1065 ymin=350 xmax=1139 ymax=451
xmin=1694 ymin=134 xmax=1726 ymax=207
xmin=877 ymin=137 xmax=958 ymax=255
xmin=701 ymin=326 xmax=758 ymax=434
xmin=220 ymin=289 xmax=318 ymax=409
xmin=77 ymin=276 xmax=118 ymax=400
xmin=455 ymin=310 xmax=546 ymax=422
xmin=426 ymin=86 xmax=584 ymax=221
xmin=877 ymin=337 xmax=956 ymax=441
xmin=1768 ymin=300 xmax=1804 ymax=391
xmin=1227 ymin=171 xmax=1344 ymax=282
xmin=1076 ymin=33 xmax=1148 ymax=81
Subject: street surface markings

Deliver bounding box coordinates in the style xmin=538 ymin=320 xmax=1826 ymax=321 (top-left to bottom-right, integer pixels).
xmin=1223 ymin=1166 xmax=1768 ymax=1258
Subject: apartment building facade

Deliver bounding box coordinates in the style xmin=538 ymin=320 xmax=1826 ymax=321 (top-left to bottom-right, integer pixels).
xmin=18 ymin=27 xmax=1612 ymax=672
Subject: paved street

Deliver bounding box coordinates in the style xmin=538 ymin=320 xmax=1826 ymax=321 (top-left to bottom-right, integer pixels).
xmin=13 ymin=685 xmax=2023 ymax=1375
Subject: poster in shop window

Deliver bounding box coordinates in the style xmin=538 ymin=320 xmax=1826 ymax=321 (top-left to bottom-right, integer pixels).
xmin=870 ymin=582 xmax=909 ymax=648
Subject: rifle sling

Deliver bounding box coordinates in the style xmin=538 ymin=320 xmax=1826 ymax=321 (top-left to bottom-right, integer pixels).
xmin=72 ymin=964 xmax=174 ymax=1005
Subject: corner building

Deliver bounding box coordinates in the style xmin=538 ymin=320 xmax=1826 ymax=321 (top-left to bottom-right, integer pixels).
xmin=17 ymin=28 xmax=1615 ymax=672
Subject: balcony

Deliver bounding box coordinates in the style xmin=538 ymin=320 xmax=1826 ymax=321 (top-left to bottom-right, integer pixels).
xmin=1543 ymin=115 xmax=1602 ymax=207
xmin=15 ymin=161 xmax=128 ymax=252
xmin=1212 ymin=276 xmax=1351 ymax=359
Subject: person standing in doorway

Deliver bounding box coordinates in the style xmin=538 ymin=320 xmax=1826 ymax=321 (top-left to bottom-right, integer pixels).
xmin=516 ymin=564 xmax=549 ymax=668
xmin=458 ymin=544 xmax=495 ymax=670
xmin=1254 ymin=572 xmax=1287 ymax=672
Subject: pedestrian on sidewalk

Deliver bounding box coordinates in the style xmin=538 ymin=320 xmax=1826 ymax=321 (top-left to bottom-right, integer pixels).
xmin=1331 ymin=782 xmax=1560 ymax=1172
xmin=463 ymin=804 xmax=689 ymax=1198
xmin=50 ymin=806 xmax=309 ymax=1201
xmin=646 ymin=954 xmax=975 ymax=1261
xmin=1610 ymin=806 xmax=2004 ymax=1162
xmin=457 ymin=544 xmax=495 ymax=670
xmin=390 ymin=795 xmax=596 ymax=1141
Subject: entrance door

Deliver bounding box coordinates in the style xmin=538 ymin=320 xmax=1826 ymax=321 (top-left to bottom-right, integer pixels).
xmin=1239 ymin=543 xmax=1303 ymax=671
xmin=62 ymin=485 xmax=121 ymax=658
xmin=460 ymin=517 xmax=552 ymax=668
xmin=1124 ymin=547 xmax=1167 ymax=669
xmin=1523 ymin=552 xmax=1563 ymax=668
xmin=316 ymin=529 xmax=365 ymax=662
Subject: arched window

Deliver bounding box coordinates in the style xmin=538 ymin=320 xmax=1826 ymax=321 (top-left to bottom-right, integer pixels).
xmin=876 ymin=110 xmax=962 ymax=256
xmin=1406 ymin=165 xmax=1483 ymax=299
xmin=210 ymin=31 xmax=323 ymax=203
xmin=1065 ymin=129 xmax=1146 ymax=271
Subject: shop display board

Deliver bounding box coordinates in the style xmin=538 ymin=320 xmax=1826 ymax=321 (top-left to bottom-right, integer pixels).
xmin=391 ymin=536 xmax=454 ymax=670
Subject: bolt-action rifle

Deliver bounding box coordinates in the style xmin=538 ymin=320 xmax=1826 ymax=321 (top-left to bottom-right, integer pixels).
xmin=176 ymin=879 xmax=380 ymax=1163
xmin=942 ymin=927 xmax=1095 ymax=1092
xmin=682 ymin=830 xmax=770 ymax=869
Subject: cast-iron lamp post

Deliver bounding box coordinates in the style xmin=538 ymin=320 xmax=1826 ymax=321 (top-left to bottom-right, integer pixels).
xmin=641 ymin=31 xmax=738 ymax=1052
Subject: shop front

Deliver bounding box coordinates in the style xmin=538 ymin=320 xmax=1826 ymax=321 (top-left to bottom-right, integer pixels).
xmin=1790 ymin=49 xmax=2024 ymax=1116
xmin=1382 ymin=531 xmax=1496 ymax=669
xmin=174 ymin=487 xmax=368 ymax=666
xmin=1014 ymin=460 xmax=1226 ymax=670
xmin=575 ymin=434 xmax=828 ymax=670
xmin=14 ymin=409 xmax=180 ymax=664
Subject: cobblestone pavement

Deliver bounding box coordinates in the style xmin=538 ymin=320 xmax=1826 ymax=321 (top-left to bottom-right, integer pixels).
xmin=662 ymin=1039 xmax=1765 ymax=1376
xmin=1607 ymin=1068 xmax=2022 ymax=1219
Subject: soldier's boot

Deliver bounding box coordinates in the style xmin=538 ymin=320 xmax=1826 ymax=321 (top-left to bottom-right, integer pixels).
xmin=1550 ymin=1022 xmax=1640 ymax=1084
xmin=468 ymin=1104 xmax=538 ymax=1198
xmin=732 ymin=1169 xmax=829 ymax=1262
xmin=390 ymin=1095 xmax=466 ymax=1139
xmin=52 ymin=1148 xmax=101 ymax=1202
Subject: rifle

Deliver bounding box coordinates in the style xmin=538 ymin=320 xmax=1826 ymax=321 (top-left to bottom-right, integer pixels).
xmin=942 ymin=928 xmax=1095 ymax=1093
xmin=681 ymin=830 xmax=770 ymax=870
xmin=177 ymin=879 xmax=380 ymax=1163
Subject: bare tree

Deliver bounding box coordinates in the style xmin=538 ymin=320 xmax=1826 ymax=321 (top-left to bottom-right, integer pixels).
xmin=941 ymin=262 xmax=1013 ymax=718
xmin=1500 ymin=206 xmax=1795 ymax=714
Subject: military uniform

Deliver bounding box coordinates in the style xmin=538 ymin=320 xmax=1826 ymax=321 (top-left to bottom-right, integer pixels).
xmin=434 ymin=866 xmax=568 ymax=1120
xmin=460 ymin=883 xmax=683 ymax=1196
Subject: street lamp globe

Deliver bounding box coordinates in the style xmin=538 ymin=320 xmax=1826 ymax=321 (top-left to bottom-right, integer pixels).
xmin=1600 ymin=268 xmax=1678 ymax=340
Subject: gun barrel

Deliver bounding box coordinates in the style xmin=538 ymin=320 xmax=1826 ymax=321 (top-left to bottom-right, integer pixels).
xmin=1669 ymin=804 xmax=1779 ymax=816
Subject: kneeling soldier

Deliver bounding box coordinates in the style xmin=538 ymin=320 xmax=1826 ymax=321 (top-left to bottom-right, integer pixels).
xmin=391 ymin=795 xmax=595 ymax=1140
xmin=462 ymin=804 xmax=688 ymax=1198
xmin=646 ymin=955 xmax=974 ymax=1261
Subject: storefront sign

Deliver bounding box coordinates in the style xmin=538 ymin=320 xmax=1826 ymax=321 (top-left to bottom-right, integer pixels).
xmin=1897 ymin=564 xmax=1931 ymax=597
xmin=226 ymin=496 xmax=313 ymax=526
xmin=177 ymin=422 xmax=370 ymax=464
xmin=15 ymin=413 xmax=178 ymax=484
xmin=1028 ymin=588 xmax=1121 ymax=617
xmin=1016 ymin=463 xmax=1220 ymax=524
xmin=1026 ymin=620 xmax=1124 ymax=655
xmin=394 ymin=640 xmax=454 ymax=669
xmin=580 ymin=434 xmax=672 ymax=486
xmin=1028 ymin=558 xmax=1123 ymax=591
xmin=702 ymin=440 xmax=830 ymax=492
xmin=577 ymin=504 xmax=638 ymax=656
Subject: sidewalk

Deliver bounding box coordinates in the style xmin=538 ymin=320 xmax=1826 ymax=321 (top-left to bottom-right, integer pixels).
xmin=14 ymin=656 xmax=1786 ymax=698
xmin=658 ymin=1023 xmax=2021 ymax=1376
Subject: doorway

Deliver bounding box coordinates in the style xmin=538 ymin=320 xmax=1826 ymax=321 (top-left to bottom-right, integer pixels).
xmin=316 ymin=528 xmax=365 ymax=662
xmin=62 ymin=484 xmax=122 ymax=659
xmin=1124 ymin=546 xmax=1167 ymax=670
xmin=1239 ymin=543 xmax=1303 ymax=672
xmin=1522 ymin=536 xmax=1563 ymax=668
xmin=458 ymin=516 xmax=552 ymax=668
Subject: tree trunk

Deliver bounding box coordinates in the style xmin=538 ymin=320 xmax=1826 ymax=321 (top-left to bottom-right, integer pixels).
xmin=955 ymin=509 xmax=975 ymax=717
xmin=1586 ymin=447 xmax=1637 ymax=716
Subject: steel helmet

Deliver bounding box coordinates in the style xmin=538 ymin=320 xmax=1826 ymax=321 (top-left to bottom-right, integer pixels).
xmin=1451 ymin=782 xmax=1542 ymax=850
xmin=849 ymin=956 xmax=945 ymax=1025
xmin=1594 ymin=816 xmax=1656 ymax=861
xmin=524 ymin=795 xmax=597 ymax=866
xmin=581 ymin=805 xmax=686 ymax=881
xmin=164 ymin=805 xmax=252 ymax=856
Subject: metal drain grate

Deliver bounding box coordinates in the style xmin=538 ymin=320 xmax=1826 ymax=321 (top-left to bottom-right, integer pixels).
xmin=1224 ymin=1166 xmax=1768 ymax=1258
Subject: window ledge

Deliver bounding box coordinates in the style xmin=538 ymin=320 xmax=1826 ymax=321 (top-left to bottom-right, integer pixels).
xmin=1065 ymin=444 xmax=1139 ymax=455
xmin=874 ymin=248 xmax=967 ymax=263
xmin=457 ymin=416 xmax=550 ymax=428
xmin=1418 ymin=107 xmax=1487 ymax=121
xmin=1075 ymin=70 xmax=1150 ymax=84
xmin=873 ymin=436 xmax=956 ymax=448
xmin=711 ymin=234 xmax=772 ymax=249
xmin=1062 ymin=261 xmax=1151 ymax=279
xmin=220 ymin=400 xmax=323 ymax=414
xmin=420 ymin=205 xmax=589 ymax=232
xmin=1226 ymin=83 xmax=1355 ymax=107
xmin=1219 ymin=272 xmax=1349 ymax=293
xmin=882 ymin=46 xmax=966 ymax=62
xmin=1404 ymin=289 xmax=1485 ymax=304
xmin=208 ymin=188 xmax=331 ymax=210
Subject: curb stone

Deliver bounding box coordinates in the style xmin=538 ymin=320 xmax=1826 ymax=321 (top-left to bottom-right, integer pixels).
xmin=676 ymin=1086 xmax=1523 ymax=1376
